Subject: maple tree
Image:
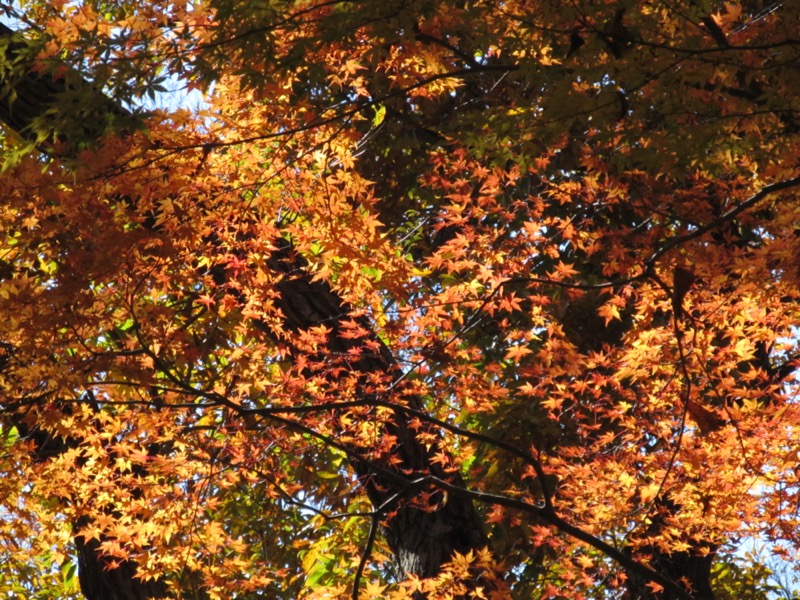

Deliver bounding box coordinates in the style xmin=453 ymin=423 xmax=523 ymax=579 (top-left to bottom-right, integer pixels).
xmin=1 ymin=0 xmax=800 ymax=598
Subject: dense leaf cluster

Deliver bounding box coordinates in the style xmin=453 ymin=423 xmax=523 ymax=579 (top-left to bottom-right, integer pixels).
xmin=1 ymin=1 xmax=800 ymax=598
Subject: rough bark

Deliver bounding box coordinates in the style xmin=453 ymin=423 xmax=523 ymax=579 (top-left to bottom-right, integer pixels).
xmin=0 ymin=21 xmax=61 ymax=134
xmin=0 ymin=22 xmax=130 ymax=155
xmin=268 ymin=241 xmax=491 ymax=580
xmin=74 ymin=533 xmax=169 ymax=600
xmin=0 ymin=25 xmax=170 ymax=598
xmin=11 ymin=418 xmax=169 ymax=600
xmin=0 ymin=23 xmax=491 ymax=595
xmin=624 ymin=549 xmax=715 ymax=600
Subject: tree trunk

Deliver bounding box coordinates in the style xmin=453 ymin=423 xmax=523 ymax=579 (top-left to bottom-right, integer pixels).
xmin=623 ymin=497 xmax=716 ymax=600
xmin=624 ymin=550 xmax=715 ymax=600
xmin=75 ymin=533 xmax=169 ymax=600
xmin=11 ymin=419 xmax=169 ymax=600
xmin=269 ymin=241 xmax=491 ymax=581
xmin=0 ymin=24 xmax=491 ymax=594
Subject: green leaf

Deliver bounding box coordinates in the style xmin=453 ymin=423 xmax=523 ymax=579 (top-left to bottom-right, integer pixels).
xmin=371 ymin=104 xmax=386 ymax=127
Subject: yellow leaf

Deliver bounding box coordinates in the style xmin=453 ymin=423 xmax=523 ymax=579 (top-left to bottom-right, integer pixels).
xmin=597 ymin=303 xmax=621 ymax=324
xmin=576 ymin=554 xmax=593 ymax=569
xmin=640 ymin=483 xmax=661 ymax=504
xmin=364 ymin=580 xmax=386 ymax=597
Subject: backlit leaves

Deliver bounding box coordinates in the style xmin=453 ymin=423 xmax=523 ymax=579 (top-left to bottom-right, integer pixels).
xmin=1 ymin=0 xmax=800 ymax=599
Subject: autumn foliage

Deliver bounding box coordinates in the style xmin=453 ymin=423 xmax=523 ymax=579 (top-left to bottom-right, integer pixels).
xmin=1 ymin=0 xmax=800 ymax=598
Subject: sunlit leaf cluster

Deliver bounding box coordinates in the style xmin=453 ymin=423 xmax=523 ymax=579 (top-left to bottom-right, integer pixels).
xmin=1 ymin=0 xmax=800 ymax=598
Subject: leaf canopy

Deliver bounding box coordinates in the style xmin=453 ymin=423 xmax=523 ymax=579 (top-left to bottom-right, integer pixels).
xmin=1 ymin=1 xmax=800 ymax=598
